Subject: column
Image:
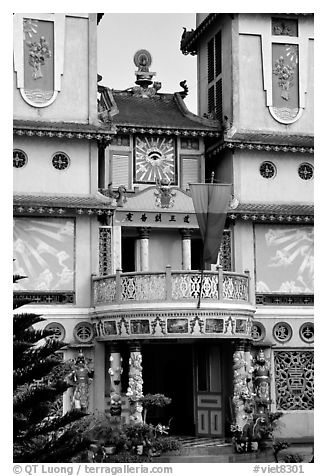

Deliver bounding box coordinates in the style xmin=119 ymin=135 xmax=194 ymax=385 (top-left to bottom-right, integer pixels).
xmin=180 ymin=228 xmax=192 ymax=270
xmin=93 ymin=342 xmax=106 ymax=413
xmin=232 ymin=340 xmax=255 ymax=450
xmin=127 ymin=341 xmax=143 ymax=423
xmin=137 ymin=227 xmax=150 ymax=272
xmin=63 ymin=349 xmax=75 ymax=413
xmin=108 ymin=342 xmax=123 ymax=418
xmin=112 ymin=223 xmax=121 ymax=272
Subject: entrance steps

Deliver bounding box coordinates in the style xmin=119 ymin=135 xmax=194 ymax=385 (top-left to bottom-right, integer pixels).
xmin=156 ymin=438 xmax=314 ymax=463
xmin=177 ymin=436 xmax=233 ymax=456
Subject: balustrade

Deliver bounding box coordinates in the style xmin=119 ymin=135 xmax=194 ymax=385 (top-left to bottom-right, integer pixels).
xmin=93 ymin=267 xmax=250 ymax=306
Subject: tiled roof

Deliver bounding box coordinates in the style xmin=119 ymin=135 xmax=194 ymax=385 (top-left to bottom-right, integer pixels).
xmin=13 ymin=192 xmax=115 ymax=209
xmin=226 ymin=130 xmax=314 ymax=148
xmin=233 ymin=202 xmax=314 ymax=216
xmin=13 ymin=120 xmax=116 ymax=139
xmin=111 ymin=91 xmax=220 ymax=133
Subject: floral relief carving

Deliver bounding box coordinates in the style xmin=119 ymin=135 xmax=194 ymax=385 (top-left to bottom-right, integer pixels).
xmin=273 ymin=56 xmax=295 ymax=101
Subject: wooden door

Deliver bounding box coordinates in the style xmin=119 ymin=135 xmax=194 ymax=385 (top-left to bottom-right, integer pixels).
xmin=195 ymin=344 xmax=223 ymax=436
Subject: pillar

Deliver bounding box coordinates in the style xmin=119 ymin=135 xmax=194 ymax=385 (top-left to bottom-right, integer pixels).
xmin=127 ymin=341 xmax=143 ymax=423
xmin=232 ymin=340 xmax=255 ymax=447
xmin=108 ymin=342 xmax=123 ymax=417
xmin=180 ymin=228 xmax=192 ymax=270
xmin=112 ymin=223 xmax=121 ymax=273
xmin=137 ymin=227 xmax=150 ymax=272
xmin=93 ymin=341 xmax=106 ymax=413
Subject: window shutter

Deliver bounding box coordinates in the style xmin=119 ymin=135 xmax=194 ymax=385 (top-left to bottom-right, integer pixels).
xmin=182 ymin=157 xmax=199 ymax=190
xmin=111 ymin=154 xmax=129 ymax=189
xmin=215 ymin=78 xmax=223 ymax=123
xmin=207 ymin=38 xmax=214 ymax=83
xmin=215 ymin=31 xmax=222 ymax=77
xmin=208 ymin=85 xmax=215 ymax=114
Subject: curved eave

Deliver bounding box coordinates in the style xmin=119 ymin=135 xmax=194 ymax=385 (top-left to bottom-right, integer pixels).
xmin=13 ymin=120 xmax=117 ymax=141
xmin=228 ymin=202 xmax=314 ymax=224
xmin=181 ymin=13 xmax=218 ymax=55
xmin=13 ymin=192 xmax=116 ymax=216
xmin=115 ymin=125 xmax=220 ymax=138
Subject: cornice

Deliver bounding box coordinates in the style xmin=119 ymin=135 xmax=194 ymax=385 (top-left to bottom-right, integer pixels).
xmin=116 ymin=125 xmax=220 ymax=138
xmin=13 ymin=120 xmax=117 ymax=141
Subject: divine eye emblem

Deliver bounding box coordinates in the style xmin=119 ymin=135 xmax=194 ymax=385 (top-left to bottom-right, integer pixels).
xmin=147 ymin=148 xmax=163 ymax=163
xmin=135 ymin=136 xmax=176 ymax=183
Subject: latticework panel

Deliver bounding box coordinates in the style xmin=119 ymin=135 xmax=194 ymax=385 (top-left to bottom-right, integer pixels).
xmin=172 ymin=273 xmax=219 ymax=300
xmin=274 ymin=350 xmax=314 ymax=410
xmin=121 ymin=274 xmax=166 ymax=301
xmin=223 ymin=275 xmax=248 ymax=301
xmin=218 ymin=230 xmax=232 ymax=271
xmin=99 ymin=227 xmax=112 ymax=276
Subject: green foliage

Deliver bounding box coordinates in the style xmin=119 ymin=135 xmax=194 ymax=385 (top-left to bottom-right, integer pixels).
xmin=122 ymin=422 xmax=152 ymax=445
xmin=151 ymin=436 xmax=182 ymax=453
xmin=13 ymin=273 xmax=90 ymax=462
xmin=282 ymin=453 xmax=304 ymax=463
xmin=140 ymin=393 xmax=172 ymax=409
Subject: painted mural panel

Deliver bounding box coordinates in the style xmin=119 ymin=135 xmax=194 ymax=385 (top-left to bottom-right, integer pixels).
xmin=13 ymin=217 xmax=75 ymax=291
xmin=255 ymin=225 xmax=313 ymax=293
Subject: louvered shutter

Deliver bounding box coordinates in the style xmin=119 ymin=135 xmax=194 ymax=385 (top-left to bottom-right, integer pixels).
xmin=182 ymin=157 xmax=200 ymax=190
xmin=215 ymin=79 xmax=223 ymax=124
xmin=207 ymin=38 xmax=214 ymax=83
xmin=208 ymin=85 xmax=215 ymax=114
xmin=111 ymin=154 xmax=130 ymax=189
xmin=215 ymin=31 xmax=222 ymax=77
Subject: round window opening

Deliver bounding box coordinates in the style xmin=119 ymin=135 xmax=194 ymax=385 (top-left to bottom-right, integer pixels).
xmin=44 ymin=322 xmax=65 ymax=342
xmin=74 ymin=322 xmax=94 ymax=343
xmin=273 ymin=322 xmax=293 ymax=343
xmin=259 ymin=161 xmax=277 ymax=179
xmin=251 ymin=322 xmax=266 ymax=342
xmin=299 ymin=322 xmax=314 ymax=343
xmin=52 ymin=152 xmax=70 ymax=170
xmin=298 ymin=163 xmax=313 ymax=180
xmin=13 ymin=149 xmax=28 ymax=168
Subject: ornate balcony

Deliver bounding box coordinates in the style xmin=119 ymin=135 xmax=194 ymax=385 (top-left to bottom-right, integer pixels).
xmin=92 ymin=267 xmax=250 ymax=306
xmin=91 ymin=268 xmax=254 ymax=341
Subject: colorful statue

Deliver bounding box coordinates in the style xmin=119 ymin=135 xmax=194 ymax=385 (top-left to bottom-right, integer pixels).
xmin=70 ymin=350 xmax=94 ymax=411
xmin=253 ymin=349 xmax=270 ymax=405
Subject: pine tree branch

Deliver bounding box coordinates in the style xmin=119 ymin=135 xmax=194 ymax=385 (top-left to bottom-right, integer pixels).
xmin=23 ymin=410 xmax=88 ymax=439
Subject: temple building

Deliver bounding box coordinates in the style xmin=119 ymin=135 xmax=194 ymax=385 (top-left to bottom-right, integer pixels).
xmin=13 ymin=13 xmax=313 ymax=442
xmin=181 ymin=13 xmax=314 ymax=440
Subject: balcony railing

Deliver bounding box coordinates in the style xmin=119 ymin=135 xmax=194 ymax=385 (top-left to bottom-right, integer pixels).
xmin=92 ymin=267 xmax=250 ymax=306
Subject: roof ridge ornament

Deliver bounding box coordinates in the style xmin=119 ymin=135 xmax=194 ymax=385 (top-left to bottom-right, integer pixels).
xmin=132 ymin=49 xmax=161 ymax=98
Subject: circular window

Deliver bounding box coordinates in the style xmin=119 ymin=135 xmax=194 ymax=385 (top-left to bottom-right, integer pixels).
xmin=273 ymin=322 xmax=293 ymax=343
xmin=298 ymin=163 xmax=313 ymax=180
xmin=259 ymin=161 xmax=276 ymax=179
xmin=44 ymin=322 xmax=65 ymax=341
xmin=13 ymin=149 xmax=28 ymax=168
xmin=299 ymin=322 xmax=314 ymax=343
xmin=52 ymin=152 xmax=70 ymax=170
xmin=74 ymin=322 xmax=94 ymax=343
xmin=251 ymin=322 xmax=266 ymax=342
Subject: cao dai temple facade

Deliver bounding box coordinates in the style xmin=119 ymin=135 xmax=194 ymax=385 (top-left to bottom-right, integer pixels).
xmin=13 ymin=13 xmax=313 ymax=442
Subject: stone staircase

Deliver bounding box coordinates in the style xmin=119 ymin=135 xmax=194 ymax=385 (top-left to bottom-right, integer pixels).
xmin=156 ymin=437 xmax=314 ymax=463
xmin=156 ymin=436 xmax=275 ymax=463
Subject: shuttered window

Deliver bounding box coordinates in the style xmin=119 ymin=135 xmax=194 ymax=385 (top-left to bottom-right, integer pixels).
xmin=215 ymin=31 xmax=222 ymax=77
xmin=215 ymin=78 xmax=223 ymax=124
xmin=207 ymin=30 xmax=223 ymax=121
xmin=111 ymin=154 xmax=130 ymax=189
xmin=181 ymin=157 xmax=200 ymax=190
xmin=207 ymin=38 xmax=214 ymax=83
xmin=208 ymin=85 xmax=215 ymax=114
